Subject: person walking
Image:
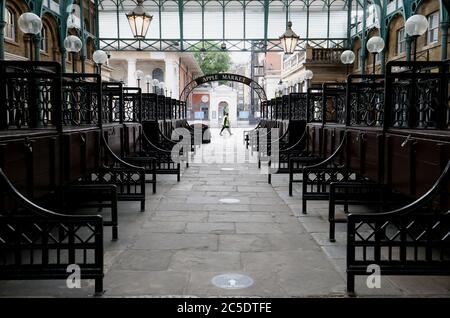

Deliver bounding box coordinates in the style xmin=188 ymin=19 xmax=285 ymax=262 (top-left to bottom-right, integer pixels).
xmin=219 ymin=113 xmax=232 ymax=136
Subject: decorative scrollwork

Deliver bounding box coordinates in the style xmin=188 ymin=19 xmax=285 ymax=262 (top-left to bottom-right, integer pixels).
xmin=307 ymin=89 xmax=323 ymax=122
xmin=323 ymin=83 xmax=346 ymax=124
xmin=390 ymin=78 xmax=441 ymax=128
xmin=289 ymin=93 xmax=307 ymax=120
xmin=347 ymin=75 xmax=384 ymax=127
xmin=83 ymin=168 xmax=144 ymax=197
xmin=0 ymin=62 xmax=61 ymax=129
xmin=350 ymin=86 xmax=384 ymax=127
xmin=62 ymin=76 xmax=100 ymax=126
xmin=123 ymin=88 xmax=141 ymax=122
xmin=142 ymin=93 xmax=157 ymax=121
xmin=282 ymin=95 xmax=289 ymax=120
xmin=165 ymin=97 xmax=172 ymax=120
xmin=157 ymin=96 xmax=165 ymax=120
xmin=386 ymin=61 xmax=450 ymax=130
xmin=102 ymin=82 xmax=123 ymax=123
xmin=267 ymin=100 xmax=273 ymax=119
xmin=5 ymin=77 xmax=31 ymax=128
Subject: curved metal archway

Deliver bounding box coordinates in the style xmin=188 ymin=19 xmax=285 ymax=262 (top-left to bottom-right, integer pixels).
xmin=180 ymin=73 xmax=267 ymax=103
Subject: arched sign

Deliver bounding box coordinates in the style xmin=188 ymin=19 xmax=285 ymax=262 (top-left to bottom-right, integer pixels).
xmin=180 ymin=73 xmax=267 ymax=103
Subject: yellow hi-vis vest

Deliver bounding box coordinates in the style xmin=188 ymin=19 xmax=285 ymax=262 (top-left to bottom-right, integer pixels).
xmin=223 ymin=116 xmax=229 ymax=127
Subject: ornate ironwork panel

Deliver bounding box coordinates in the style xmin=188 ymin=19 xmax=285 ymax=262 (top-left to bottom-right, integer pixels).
xmin=281 ymin=95 xmax=289 ymax=120
xmin=385 ymin=61 xmax=449 ymax=130
xmin=0 ymin=168 xmax=103 ymax=293
xmin=173 ymin=100 xmax=179 ymax=119
xmin=0 ymin=61 xmax=62 ymax=130
xmin=142 ymin=93 xmax=158 ymax=121
xmin=346 ymin=75 xmax=384 ymax=127
xmin=123 ymin=88 xmax=142 ymax=123
xmin=347 ymin=161 xmax=450 ymax=294
xmin=304 ymin=168 xmax=355 ymax=193
xmin=102 ymin=82 xmax=123 ymax=123
xmin=307 ymin=88 xmax=323 ymax=123
xmin=157 ymin=95 xmax=165 ymax=120
xmin=322 ymin=83 xmax=346 ymax=125
xmin=260 ymin=101 xmax=267 ymax=119
xmin=165 ymin=97 xmax=172 ymax=120
xmin=267 ymin=100 xmax=273 ymax=120
xmin=289 ymin=93 xmax=307 ymax=120
xmin=62 ymin=74 xmax=101 ymax=127
xmin=180 ymin=101 xmax=187 ymax=119
xmin=274 ymin=97 xmax=282 ymax=120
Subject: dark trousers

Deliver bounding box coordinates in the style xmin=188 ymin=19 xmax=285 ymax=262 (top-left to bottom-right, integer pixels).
xmin=220 ymin=126 xmax=232 ymax=135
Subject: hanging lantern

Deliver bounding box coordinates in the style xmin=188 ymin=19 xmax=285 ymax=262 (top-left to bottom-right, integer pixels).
xmin=126 ymin=0 xmax=153 ymax=39
xmin=279 ymin=21 xmax=299 ymax=54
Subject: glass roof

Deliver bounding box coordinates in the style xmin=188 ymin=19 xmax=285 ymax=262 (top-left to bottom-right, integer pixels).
xmin=98 ymin=0 xmax=352 ymax=51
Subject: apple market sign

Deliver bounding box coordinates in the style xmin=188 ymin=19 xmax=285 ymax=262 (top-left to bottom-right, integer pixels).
xmin=195 ymin=73 xmax=253 ymax=86
xmin=181 ymin=72 xmax=267 ymax=102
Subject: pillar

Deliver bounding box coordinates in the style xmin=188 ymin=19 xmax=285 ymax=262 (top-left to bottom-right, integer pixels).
xmin=165 ymin=58 xmax=178 ymax=97
xmin=127 ymin=58 xmax=137 ymax=87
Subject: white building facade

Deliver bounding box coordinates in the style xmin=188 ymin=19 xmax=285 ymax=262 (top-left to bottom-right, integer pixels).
xmin=107 ymin=51 xmax=202 ymax=100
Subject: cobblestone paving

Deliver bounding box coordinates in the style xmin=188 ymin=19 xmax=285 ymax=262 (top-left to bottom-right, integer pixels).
xmin=1 ymin=128 xmax=449 ymax=297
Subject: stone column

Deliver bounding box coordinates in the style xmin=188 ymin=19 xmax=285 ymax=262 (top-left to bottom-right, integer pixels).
xmin=165 ymin=58 xmax=179 ymax=97
xmin=127 ymin=58 xmax=137 ymax=87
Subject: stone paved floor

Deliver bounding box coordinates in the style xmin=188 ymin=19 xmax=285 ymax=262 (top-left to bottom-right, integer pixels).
xmin=1 ymin=128 xmax=449 ymax=297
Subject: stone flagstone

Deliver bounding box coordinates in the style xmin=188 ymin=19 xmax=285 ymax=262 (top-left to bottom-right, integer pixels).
xmin=1 ymin=128 xmax=449 ymax=297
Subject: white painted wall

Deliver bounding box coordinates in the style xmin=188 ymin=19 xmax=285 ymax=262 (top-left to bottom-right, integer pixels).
xmin=108 ymin=51 xmax=181 ymax=97
xmin=265 ymin=75 xmax=281 ymax=99
xmin=209 ymin=85 xmax=238 ymax=128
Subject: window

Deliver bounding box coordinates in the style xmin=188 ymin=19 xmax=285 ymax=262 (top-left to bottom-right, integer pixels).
xmin=152 ymin=68 xmax=164 ymax=82
xmin=40 ymin=26 xmax=48 ymax=53
xmin=427 ymin=11 xmax=439 ymax=45
xmin=397 ymin=28 xmax=406 ymax=55
xmin=5 ymin=7 xmax=16 ymax=41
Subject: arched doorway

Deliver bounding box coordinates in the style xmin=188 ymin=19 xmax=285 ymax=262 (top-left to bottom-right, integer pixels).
xmin=180 ymin=73 xmax=267 ymax=122
xmin=218 ymin=101 xmax=229 ymax=126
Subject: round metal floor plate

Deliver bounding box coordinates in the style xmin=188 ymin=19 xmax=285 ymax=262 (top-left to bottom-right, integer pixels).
xmin=219 ymin=198 xmax=241 ymax=204
xmin=211 ymin=273 xmax=254 ymax=289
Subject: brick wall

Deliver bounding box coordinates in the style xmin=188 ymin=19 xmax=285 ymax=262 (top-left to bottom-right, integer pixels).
xmin=351 ymin=0 xmax=448 ymax=74
xmin=4 ymin=0 xmax=98 ymax=73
